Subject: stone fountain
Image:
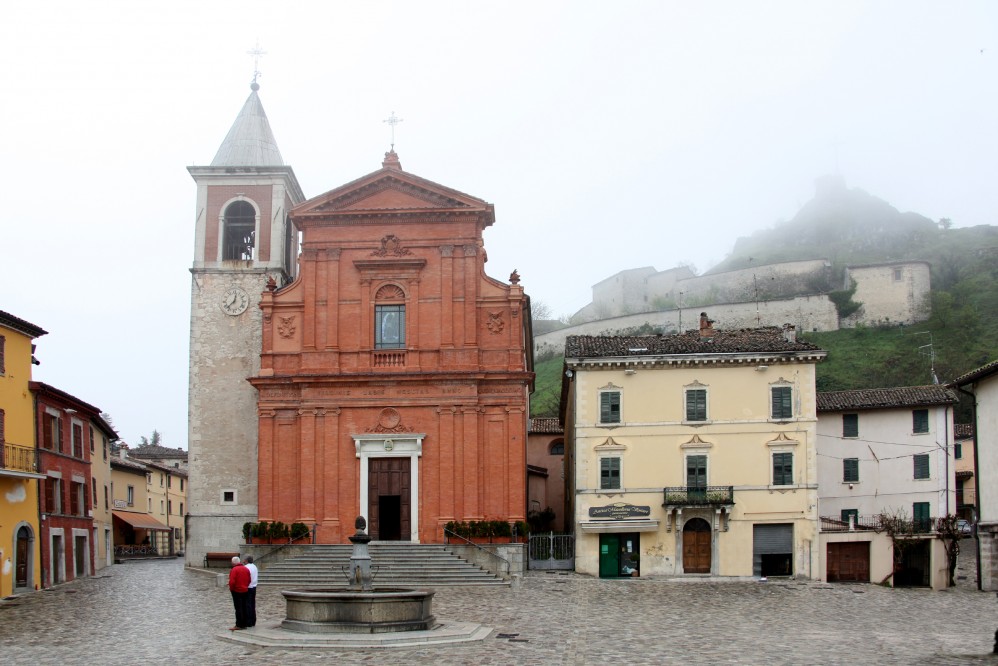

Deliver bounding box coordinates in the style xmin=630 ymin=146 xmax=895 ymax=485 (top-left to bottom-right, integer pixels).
xmin=280 ymin=516 xmax=437 ymax=634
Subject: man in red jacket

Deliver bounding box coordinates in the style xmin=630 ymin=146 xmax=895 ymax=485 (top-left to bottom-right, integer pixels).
xmin=228 ymin=556 xmax=251 ymax=630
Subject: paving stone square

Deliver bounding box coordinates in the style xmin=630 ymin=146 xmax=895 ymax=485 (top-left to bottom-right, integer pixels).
xmin=0 ymin=551 xmax=994 ymax=665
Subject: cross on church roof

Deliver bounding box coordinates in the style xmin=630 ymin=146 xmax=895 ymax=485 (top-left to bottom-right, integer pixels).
xmin=383 ymin=111 xmax=403 ymax=151
xmin=247 ymin=41 xmax=267 ymax=91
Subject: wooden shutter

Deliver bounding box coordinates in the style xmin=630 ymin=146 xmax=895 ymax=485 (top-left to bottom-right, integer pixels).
xmin=843 ymin=458 xmax=859 ymax=483
xmin=600 ymin=392 xmax=620 ymax=424
xmin=687 ymin=455 xmax=707 ymax=489
xmin=843 ymin=414 xmax=859 ymax=438
xmin=773 ymin=452 xmax=793 ymax=485
xmin=56 ymin=417 xmax=63 ymax=453
xmin=771 ymin=387 xmax=792 ymax=419
xmin=45 ymin=478 xmax=54 ymax=513
xmin=913 ymin=454 xmax=930 ymax=479
xmin=600 ymin=457 xmax=620 ymax=489
xmin=686 ymin=390 xmax=706 ymax=421
xmin=70 ymin=482 xmax=80 ymax=516
xmin=912 ymin=409 xmax=929 ymax=434
xmin=840 ymin=509 xmax=859 ymax=524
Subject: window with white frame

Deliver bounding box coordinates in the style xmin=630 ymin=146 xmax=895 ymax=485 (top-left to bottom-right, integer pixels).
xmin=221 ymin=489 xmax=237 ymax=504
xmin=772 ymin=452 xmax=793 ymax=486
xmin=771 ymin=386 xmax=793 ymax=420
xmin=600 ymin=457 xmax=621 ymax=490
xmin=599 ymin=390 xmax=621 ymax=424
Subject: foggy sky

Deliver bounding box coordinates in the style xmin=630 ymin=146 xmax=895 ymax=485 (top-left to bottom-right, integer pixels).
xmin=2 ymin=1 xmax=995 ymax=448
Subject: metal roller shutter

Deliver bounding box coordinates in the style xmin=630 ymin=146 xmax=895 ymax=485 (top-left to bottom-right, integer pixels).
xmin=753 ymin=524 xmax=793 ymax=576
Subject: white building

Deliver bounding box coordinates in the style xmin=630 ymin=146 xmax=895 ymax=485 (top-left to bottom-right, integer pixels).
xmin=816 ymin=386 xmax=958 ymax=526
xmin=951 ymin=360 xmax=998 ymax=591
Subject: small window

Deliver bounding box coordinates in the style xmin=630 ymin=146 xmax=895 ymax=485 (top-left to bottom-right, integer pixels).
xmin=599 ymin=391 xmax=621 ymax=424
xmin=771 ymin=386 xmax=793 ymax=420
xmin=104 ymin=485 xmax=109 ymax=511
xmin=221 ymin=489 xmax=237 ymax=504
xmin=72 ymin=423 xmax=83 ymax=458
xmin=180 ymin=478 xmax=185 ymax=491
xmin=102 ymin=437 xmax=107 ymax=461
xmin=842 ymin=414 xmax=858 ymax=438
xmin=772 ymin=452 xmax=793 ymax=486
xmin=89 ymin=426 xmax=95 ymax=453
xmin=841 ymin=509 xmax=859 ymax=525
xmin=955 ymin=443 xmax=962 ymax=460
xmin=893 ymin=268 xmax=903 ymax=281
xmin=685 ymin=388 xmax=707 ymax=422
xmin=913 ymin=453 xmax=930 ymax=479
xmin=549 ymin=440 xmax=564 ymax=455
xmin=600 ymin=457 xmax=621 ymax=490
xmin=0 ymin=334 xmax=5 ymax=374
xmin=126 ymin=485 xmax=134 ymax=506
xmin=912 ymin=409 xmax=929 ymax=434
xmin=843 ymin=458 xmax=859 ymax=483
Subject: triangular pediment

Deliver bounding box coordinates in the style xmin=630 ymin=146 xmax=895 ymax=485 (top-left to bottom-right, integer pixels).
xmin=293 ymin=162 xmax=492 ymax=220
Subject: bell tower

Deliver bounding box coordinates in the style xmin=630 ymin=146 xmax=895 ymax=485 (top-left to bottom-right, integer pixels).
xmin=185 ymin=81 xmax=304 ymax=566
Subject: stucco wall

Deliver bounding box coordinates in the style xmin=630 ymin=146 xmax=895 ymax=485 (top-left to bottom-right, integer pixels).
xmin=975 ymin=373 xmax=998 ymax=590
xmin=844 ymin=263 xmax=931 ymax=327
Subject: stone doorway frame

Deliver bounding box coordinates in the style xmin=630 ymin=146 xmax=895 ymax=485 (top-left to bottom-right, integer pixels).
xmin=353 ymin=434 xmax=425 ymax=543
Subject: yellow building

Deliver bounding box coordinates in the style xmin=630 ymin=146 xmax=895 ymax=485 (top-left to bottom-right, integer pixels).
xmin=0 ymin=310 xmax=48 ymax=595
xmin=90 ymin=416 xmax=116 ymax=570
xmin=110 ymin=454 xmax=169 ymax=556
xmin=145 ymin=462 xmax=187 ymax=556
xmin=562 ymin=315 xmax=826 ymax=578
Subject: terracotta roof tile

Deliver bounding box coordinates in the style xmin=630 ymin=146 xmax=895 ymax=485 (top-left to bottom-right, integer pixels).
xmin=950 ymin=359 xmax=998 ymax=387
xmin=529 ymin=418 xmax=563 ymax=434
xmin=565 ymin=328 xmax=824 ymax=359
xmin=817 ymin=385 xmax=958 ymax=411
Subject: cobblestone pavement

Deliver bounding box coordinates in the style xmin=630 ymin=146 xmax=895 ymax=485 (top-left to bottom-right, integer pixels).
xmin=0 ymin=548 xmax=995 ymax=665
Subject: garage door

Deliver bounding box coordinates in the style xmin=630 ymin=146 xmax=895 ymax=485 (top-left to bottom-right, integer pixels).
xmin=827 ymin=542 xmax=870 ymax=582
xmin=753 ymin=524 xmax=793 ymax=576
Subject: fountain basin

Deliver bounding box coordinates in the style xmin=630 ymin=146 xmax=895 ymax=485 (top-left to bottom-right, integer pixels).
xmin=281 ymin=588 xmax=437 ymax=634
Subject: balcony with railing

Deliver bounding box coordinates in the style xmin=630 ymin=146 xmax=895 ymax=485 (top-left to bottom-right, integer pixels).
xmin=820 ymin=515 xmax=936 ymax=534
xmin=372 ymin=349 xmax=407 ymax=368
xmin=1 ymin=442 xmax=40 ymax=476
xmin=662 ymin=486 xmax=734 ymax=508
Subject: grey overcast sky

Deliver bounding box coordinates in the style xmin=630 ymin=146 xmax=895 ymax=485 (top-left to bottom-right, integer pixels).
xmin=2 ymin=2 xmax=995 ymax=448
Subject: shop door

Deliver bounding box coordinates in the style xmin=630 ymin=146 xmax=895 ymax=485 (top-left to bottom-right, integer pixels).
xmin=827 ymin=542 xmax=870 ymax=582
xmin=368 ymin=458 xmax=410 ymax=541
xmin=599 ymin=534 xmax=620 ymax=578
xmin=683 ymin=518 xmax=712 ymax=573
xmin=753 ymin=524 xmax=793 ymax=577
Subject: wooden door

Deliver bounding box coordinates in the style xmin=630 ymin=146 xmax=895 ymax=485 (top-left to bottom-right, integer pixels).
xmin=826 ymin=542 xmax=870 ymax=582
xmin=15 ymin=528 xmax=29 ymax=588
xmin=368 ymin=458 xmax=411 ymax=541
xmin=683 ymin=518 xmax=712 ymax=574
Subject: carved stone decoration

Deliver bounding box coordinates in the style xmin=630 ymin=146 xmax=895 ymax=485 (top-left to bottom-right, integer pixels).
xmin=509 ymin=269 xmax=520 ymax=284
xmin=278 ymin=316 xmax=297 ymax=339
xmin=486 ymin=311 xmax=505 ymax=334
xmin=439 ymin=245 xmax=454 ymax=257
xmin=463 ymin=245 xmax=478 ymax=257
xmin=375 ymin=284 xmax=406 ymax=301
xmin=368 ymin=407 xmax=414 ymax=434
xmin=371 ymin=234 xmax=413 ymax=257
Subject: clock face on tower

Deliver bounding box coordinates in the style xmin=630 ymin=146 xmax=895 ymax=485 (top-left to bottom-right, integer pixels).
xmin=220 ymin=287 xmax=250 ymax=316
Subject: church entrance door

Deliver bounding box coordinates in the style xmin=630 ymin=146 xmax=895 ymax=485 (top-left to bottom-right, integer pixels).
xmin=368 ymin=457 xmax=411 ymax=541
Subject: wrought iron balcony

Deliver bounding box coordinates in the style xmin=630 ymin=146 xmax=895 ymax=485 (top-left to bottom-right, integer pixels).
xmin=1 ymin=442 xmax=38 ymax=473
xmin=662 ymin=486 xmax=734 ymax=507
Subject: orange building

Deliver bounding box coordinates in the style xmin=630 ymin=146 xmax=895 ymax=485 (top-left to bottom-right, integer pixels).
xmin=249 ymin=151 xmax=534 ymax=543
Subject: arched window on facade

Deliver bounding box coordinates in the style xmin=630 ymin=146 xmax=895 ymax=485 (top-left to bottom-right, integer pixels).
xmin=374 ymin=284 xmax=406 ymax=349
xmin=222 ymin=201 xmax=256 ymax=260
xmin=549 ymin=439 xmax=565 ymax=455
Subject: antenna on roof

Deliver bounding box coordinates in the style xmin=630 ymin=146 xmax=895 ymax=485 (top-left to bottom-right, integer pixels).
xmin=915 ymin=331 xmax=939 ymax=384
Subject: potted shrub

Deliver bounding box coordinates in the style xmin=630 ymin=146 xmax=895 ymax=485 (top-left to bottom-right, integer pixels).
xmin=290 ymin=522 xmax=310 ymax=542
xmin=242 ymin=522 xmax=253 ymax=543
xmin=253 ymin=521 xmax=269 ymax=543
xmin=269 ymin=521 xmax=289 ymax=543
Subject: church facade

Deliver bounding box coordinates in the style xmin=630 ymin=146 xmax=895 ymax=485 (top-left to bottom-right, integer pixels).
xmin=186 ymin=85 xmax=532 ymax=563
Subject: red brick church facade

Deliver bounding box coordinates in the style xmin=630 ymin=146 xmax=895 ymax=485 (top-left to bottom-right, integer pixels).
xmin=249 ymin=151 xmax=533 ymax=543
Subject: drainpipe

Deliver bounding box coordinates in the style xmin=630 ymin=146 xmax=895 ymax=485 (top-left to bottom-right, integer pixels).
xmin=944 ymin=405 xmax=950 ymax=517
xmin=954 ymin=384 xmax=981 ymax=591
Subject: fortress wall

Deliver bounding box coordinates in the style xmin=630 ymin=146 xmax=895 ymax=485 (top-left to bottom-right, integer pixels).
xmin=669 ymin=259 xmax=832 ymax=306
xmin=845 ymin=262 xmax=931 ymax=327
xmin=536 ymin=294 xmax=839 ymax=355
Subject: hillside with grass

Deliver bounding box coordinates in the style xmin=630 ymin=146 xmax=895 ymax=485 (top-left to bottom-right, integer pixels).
xmin=530 ymin=177 xmax=998 ymax=422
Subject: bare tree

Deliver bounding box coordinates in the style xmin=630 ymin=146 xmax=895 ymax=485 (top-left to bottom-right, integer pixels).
xmin=531 ymin=300 xmax=554 ymax=321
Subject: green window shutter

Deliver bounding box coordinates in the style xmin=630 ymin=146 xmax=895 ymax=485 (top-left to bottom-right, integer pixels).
xmin=686 ymin=455 xmax=707 ymax=489
xmin=686 ymin=389 xmax=706 ymax=421
xmin=912 ymin=502 xmax=931 ymax=531
xmin=954 ymin=443 xmax=962 ymax=460
xmin=773 ymin=452 xmax=793 ymax=485
xmin=843 ymin=458 xmax=859 ymax=483
xmin=841 ymin=509 xmax=858 ymax=525
xmin=842 ymin=414 xmax=858 ymax=438
xmin=600 ymin=457 xmax=621 ymax=489
xmin=912 ymin=409 xmax=929 ymax=434
xmin=913 ymin=454 xmax=930 ymax=479
xmin=771 ymin=387 xmax=792 ymax=419
xmin=600 ymin=392 xmax=620 ymax=424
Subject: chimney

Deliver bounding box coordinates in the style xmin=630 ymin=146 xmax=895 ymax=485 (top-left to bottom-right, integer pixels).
xmin=699 ymin=312 xmax=715 ymax=338
xmin=782 ymin=323 xmax=797 ymax=343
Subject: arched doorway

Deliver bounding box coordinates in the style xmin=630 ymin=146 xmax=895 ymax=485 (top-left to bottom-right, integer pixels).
xmin=683 ymin=518 xmax=712 ymax=574
xmin=15 ymin=525 xmax=32 ymax=590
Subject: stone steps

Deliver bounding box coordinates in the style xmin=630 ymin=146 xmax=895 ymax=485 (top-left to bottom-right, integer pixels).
xmin=257 ymin=544 xmax=508 ymax=587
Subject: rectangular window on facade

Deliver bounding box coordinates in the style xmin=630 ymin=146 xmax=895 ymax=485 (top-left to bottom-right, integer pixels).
xmin=912 ymin=409 xmax=929 ymax=434
xmin=685 ymin=389 xmax=707 ymax=421
xmin=772 ymin=452 xmax=793 ymax=486
xmin=686 ymin=455 xmax=707 ymax=489
xmin=148 ymin=498 xmax=152 ymax=512
xmin=374 ymin=304 xmax=406 ymax=349
xmin=89 ymin=426 xmax=94 ymax=452
xmin=45 ymin=478 xmax=58 ymax=513
xmin=600 ymin=457 xmax=621 ymax=490
xmin=180 ymin=502 xmax=184 ymax=515
xmin=913 ymin=453 xmax=930 ymax=479
xmin=168 ymin=500 xmax=172 ymax=515
xmin=126 ymin=485 xmax=134 ymax=506
xmin=893 ymin=268 xmax=903 ymax=281
xmin=842 ymin=414 xmax=859 ymax=438
xmin=102 ymin=437 xmax=107 ymax=461
xmin=0 ymin=408 xmax=5 ymax=446
xmin=180 ymin=478 xmax=185 ymax=491
xmin=70 ymin=482 xmax=81 ymax=516
xmin=104 ymin=485 xmax=109 ymax=511
xmin=955 ymin=443 xmax=962 ymax=459
xmin=221 ymin=489 xmax=236 ymax=504
xmin=771 ymin=387 xmax=793 ymax=420
xmin=912 ymin=501 xmax=931 ymax=531
xmin=843 ymin=458 xmax=859 ymax=483
xmin=0 ymin=334 xmax=5 ymax=374
xmin=92 ymin=477 xmax=97 ymax=506
xmin=72 ymin=423 xmax=83 ymax=458
xmin=841 ymin=508 xmax=859 ymax=525
xmin=599 ymin=391 xmax=621 ymax=424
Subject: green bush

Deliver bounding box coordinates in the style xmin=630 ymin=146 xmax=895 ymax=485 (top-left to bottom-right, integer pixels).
xmin=290 ymin=522 xmax=310 ymax=541
xmin=242 ymin=522 xmax=252 ymax=541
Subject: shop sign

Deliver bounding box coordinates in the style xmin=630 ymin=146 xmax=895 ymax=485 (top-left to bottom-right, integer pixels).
xmin=588 ymin=503 xmax=651 ymax=519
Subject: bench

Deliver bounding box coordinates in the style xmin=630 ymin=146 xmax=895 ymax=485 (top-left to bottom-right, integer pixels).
xmin=204 ymin=552 xmax=241 ymax=568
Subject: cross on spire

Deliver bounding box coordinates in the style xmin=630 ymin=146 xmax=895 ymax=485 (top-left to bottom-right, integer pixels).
xmin=247 ymin=41 xmax=267 ymax=90
xmin=383 ymin=111 xmax=403 ymax=151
